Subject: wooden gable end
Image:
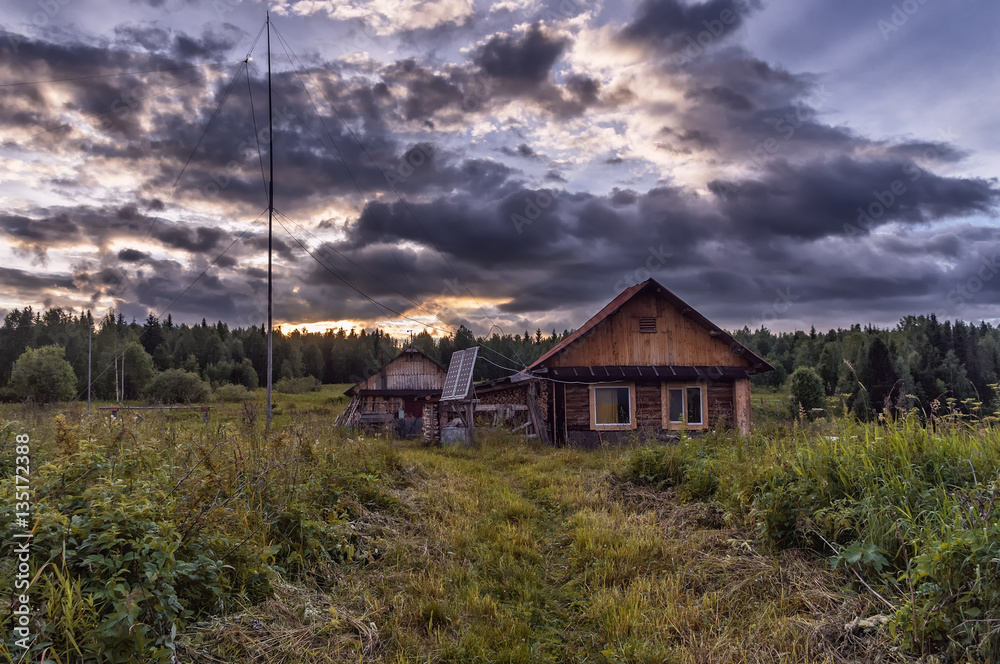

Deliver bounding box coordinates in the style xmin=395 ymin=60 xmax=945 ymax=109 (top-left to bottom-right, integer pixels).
xmin=355 ymin=350 xmax=447 ymax=392
xmin=543 ymin=288 xmax=752 ymax=368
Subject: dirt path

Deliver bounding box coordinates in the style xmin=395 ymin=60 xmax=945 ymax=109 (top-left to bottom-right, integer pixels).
xmin=188 ymin=439 xmax=899 ymax=663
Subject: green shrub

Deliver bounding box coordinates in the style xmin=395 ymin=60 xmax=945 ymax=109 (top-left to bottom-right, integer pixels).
xmin=891 ymin=487 xmax=1000 ymax=660
xmin=787 ymin=366 xmax=824 ymax=418
xmin=144 ymin=369 xmax=210 ymax=403
xmin=213 ymin=383 xmax=252 ymax=403
xmin=0 ymin=413 xmax=399 ymax=662
xmin=0 ymin=445 xmax=275 ymax=661
xmin=677 ymin=457 xmax=719 ymax=502
xmin=274 ymin=376 xmax=320 ymax=394
xmin=625 ymin=445 xmax=687 ymax=488
xmin=9 ymin=345 xmax=77 ymax=403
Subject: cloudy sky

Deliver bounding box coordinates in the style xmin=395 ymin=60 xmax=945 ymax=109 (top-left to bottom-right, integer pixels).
xmin=1 ymin=0 xmax=998 ymax=338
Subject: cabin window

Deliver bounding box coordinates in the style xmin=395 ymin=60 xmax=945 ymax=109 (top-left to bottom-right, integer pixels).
xmin=663 ymin=384 xmax=706 ymax=429
xmin=638 ymin=317 xmax=657 ymax=333
xmin=590 ymin=383 xmax=636 ymax=430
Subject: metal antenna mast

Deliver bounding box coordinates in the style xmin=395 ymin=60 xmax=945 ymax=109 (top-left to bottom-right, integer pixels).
xmin=266 ymin=11 xmax=275 ymax=429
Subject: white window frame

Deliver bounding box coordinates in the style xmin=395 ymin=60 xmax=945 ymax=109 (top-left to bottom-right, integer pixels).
xmin=590 ymin=382 xmax=637 ymax=430
xmin=661 ymin=383 xmax=708 ymax=430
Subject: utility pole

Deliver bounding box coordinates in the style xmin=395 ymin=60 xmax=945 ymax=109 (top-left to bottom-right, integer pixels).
xmin=266 ymin=11 xmax=275 ymax=430
xmin=87 ymin=321 xmax=92 ymax=416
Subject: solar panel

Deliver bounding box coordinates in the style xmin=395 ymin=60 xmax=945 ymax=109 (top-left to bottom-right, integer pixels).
xmin=441 ymin=347 xmax=479 ymax=400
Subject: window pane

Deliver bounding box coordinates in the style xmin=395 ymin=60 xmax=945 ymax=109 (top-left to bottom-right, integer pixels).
xmin=687 ymin=386 xmax=702 ymax=424
xmin=668 ymin=388 xmax=684 ymax=422
xmin=596 ymin=387 xmax=631 ymax=425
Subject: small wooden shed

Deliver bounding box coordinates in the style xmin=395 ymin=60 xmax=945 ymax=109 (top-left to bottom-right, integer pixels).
xmin=336 ymin=346 xmax=447 ymax=435
xmin=474 ymin=278 xmax=773 ymax=446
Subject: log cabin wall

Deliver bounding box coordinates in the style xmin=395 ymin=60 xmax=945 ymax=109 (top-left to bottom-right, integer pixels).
xmin=558 ymin=378 xmax=737 ymax=446
xmin=543 ymin=290 xmax=753 ymax=369
xmin=707 ymin=382 xmax=735 ymax=429
xmin=362 ymin=395 xmax=404 ymax=414
xmin=636 ymin=382 xmax=661 ymax=428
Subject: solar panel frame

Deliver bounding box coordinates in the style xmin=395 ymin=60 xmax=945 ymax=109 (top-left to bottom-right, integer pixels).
xmin=441 ymin=347 xmax=479 ymax=400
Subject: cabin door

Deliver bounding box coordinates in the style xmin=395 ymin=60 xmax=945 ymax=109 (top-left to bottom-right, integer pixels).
xmin=403 ymin=399 xmax=424 ymax=418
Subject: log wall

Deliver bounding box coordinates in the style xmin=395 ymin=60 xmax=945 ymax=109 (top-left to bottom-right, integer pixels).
xmin=561 ymin=379 xmax=736 ymax=437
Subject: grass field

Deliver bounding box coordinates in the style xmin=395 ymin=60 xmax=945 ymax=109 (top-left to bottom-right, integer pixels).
xmin=181 ymin=433 xmax=890 ymax=664
xmin=1 ymin=392 xmax=996 ymax=662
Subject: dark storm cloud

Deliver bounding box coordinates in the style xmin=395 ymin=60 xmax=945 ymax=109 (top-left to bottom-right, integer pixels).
xmin=620 ymin=0 xmax=759 ymax=54
xmin=0 ymin=29 xmax=225 ymax=137
xmin=0 ymin=204 xmax=256 ymax=265
xmin=501 ymin=143 xmax=539 ymax=159
xmin=171 ymin=25 xmax=244 ymax=60
xmin=382 ymin=59 xmax=465 ymax=122
xmin=113 ymin=25 xmax=172 ymax=52
xmin=152 ymin=224 xmax=228 ymax=253
xmin=710 ymin=157 xmax=1000 ymax=241
xmin=0 ymin=267 xmax=76 ymax=292
xmin=686 ymin=84 xmax=754 ymax=112
xmin=117 ymin=248 xmax=150 ymax=262
xmin=474 ymin=23 xmax=568 ymax=84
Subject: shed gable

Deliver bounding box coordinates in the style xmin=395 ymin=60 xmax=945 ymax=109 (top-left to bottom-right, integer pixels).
xmin=353 ymin=348 xmax=447 ymax=393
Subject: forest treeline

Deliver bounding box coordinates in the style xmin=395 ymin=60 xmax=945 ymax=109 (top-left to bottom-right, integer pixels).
xmin=0 ymin=307 xmax=567 ymax=401
xmin=733 ymin=314 xmax=1000 ymax=416
xmin=2 ymin=306 xmax=998 ymax=416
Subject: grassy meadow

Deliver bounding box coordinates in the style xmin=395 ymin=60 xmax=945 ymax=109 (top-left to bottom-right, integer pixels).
xmin=0 ymin=387 xmax=997 ymax=662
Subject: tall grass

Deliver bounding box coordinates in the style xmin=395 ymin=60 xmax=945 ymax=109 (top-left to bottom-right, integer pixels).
xmin=0 ymin=406 xmax=402 ymax=662
xmin=625 ymin=413 xmax=1000 ymax=661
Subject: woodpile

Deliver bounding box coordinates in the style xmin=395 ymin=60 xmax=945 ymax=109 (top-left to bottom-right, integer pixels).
xmin=422 ymin=402 xmax=439 ymax=445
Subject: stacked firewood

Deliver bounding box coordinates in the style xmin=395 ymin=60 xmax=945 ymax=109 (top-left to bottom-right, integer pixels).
xmin=477 ymin=385 xmax=528 ymax=405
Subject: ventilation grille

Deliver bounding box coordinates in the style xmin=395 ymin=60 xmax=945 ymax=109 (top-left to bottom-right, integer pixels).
xmin=639 ymin=317 xmax=657 ymax=333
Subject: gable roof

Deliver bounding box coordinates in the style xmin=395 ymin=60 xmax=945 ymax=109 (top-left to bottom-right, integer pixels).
xmin=345 ymin=345 xmax=447 ymax=396
xmin=528 ymin=278 xmax=773 ymax=374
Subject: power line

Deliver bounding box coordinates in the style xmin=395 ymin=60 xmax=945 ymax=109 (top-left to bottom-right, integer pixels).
xmin=252 ymin=39 xmax=420 ymax=303
xmin=77 ymin=208 xmax=269 ymax=401
xmin=89 ymin=21 xmax=269 ymax=368
xmin=272 ymin=212 xmax=456 ymax=337
xmin=274 ymin=209 xmax=458 ymax=332
xmin=252 ymin=38 xmax=520 ymax=363
xmin=244 ymin=62 xmax=270 ymax=202
xmin=171 ymin=62 xmax=247 ymax=189
xmin=105 ymin=60 xmax=248 ymax=309
xmin=271 ymin=209 xmax=529 ymax=372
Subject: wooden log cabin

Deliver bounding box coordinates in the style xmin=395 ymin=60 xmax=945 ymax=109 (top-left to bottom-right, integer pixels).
xmin=336 ymin=346 xmax=447 ymax=436
xmin=474 ymin=278 xmax=773 ymax=446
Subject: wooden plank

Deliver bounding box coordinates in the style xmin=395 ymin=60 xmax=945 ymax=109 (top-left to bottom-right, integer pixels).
xmin=734 ymin=378 xmax=752 ymax=435
xmin=526 ymin=382 xmax=551 ymax=445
